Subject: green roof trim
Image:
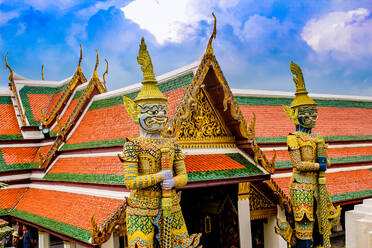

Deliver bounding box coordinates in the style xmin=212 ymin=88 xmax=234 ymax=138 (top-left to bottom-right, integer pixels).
xmin=0 ymin=96 xmax=12 ymax=105
xmin=0 ymin=134 xmax=24 ymax=140
xmin=61 ymin=138 xmax=126 ymax=151
xmin=225 ymin=153 xmax=257 ymax=168
xmin=0 ymin=163 xmax=39 ymax=172
xmin=236 ymin=96 xmax=372 ymax=109
xmin=18 ymin=82 xmax=70 ymax=125
xmin=0 ymin=209 xmax=10 ymax=215
xmin=11 ymin=209 xmax=91 ymax=242
xmin=188 ymin=167 xmax=263 ymax=181
xmin=276 ymin=155 xmax=372 ymax=169
xmin=72 ymin=88 xmax=85 ymax=101
xmin=43 ymin=173 xmax=124 ymax=184
xmin=256 ymin=135 xmax=372 ymax=144
xmin=331 ymin=189 xmax=372 ymax=202
xmin=88 ymin=72 xmax=194 ymax=111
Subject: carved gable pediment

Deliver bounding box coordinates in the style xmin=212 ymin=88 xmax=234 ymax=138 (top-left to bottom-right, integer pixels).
xmin=176 ymin=88 xmax=234 ymax=148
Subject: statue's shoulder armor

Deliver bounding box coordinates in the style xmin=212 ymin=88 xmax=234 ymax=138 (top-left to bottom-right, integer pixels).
xmin=174 ymin=142 xmax=186 ymax=161
xmin=121 ymin=138 xmax=139 ymax=162
xmin=287 ymin=133 xmax=299 ymax=150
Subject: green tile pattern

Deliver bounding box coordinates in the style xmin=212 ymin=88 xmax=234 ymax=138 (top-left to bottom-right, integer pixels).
xmin=43 ymin=173 xmax=124 ymax=184
xmin=0 ymin=209 xmax=10 ymax=215
xmin=188 ymin=168 xmax=263 ymax=181
xmin=331 ymin=189 xmax=372 ymax=202
xmin=19 ymin=84 xmax=68 ymax=125
xmin=236 ymin=96 xmax=372 ymax=108
xmin=88 ymin=72 xmax=194 ymax=111
xmin=225 ymin=153 xmax=258 ymax=169
xmin=275 ymin=155 xmax=372 ymax=169
xmin=11 ymin=209 xmax=91 ymax=242
xmin=72 ymin=88 xmax=84 ymax=101
xmin=256 ymin=135 xmax=372 ymax=144
xmin=61 ymin=138 xmax=126 ymax=151
xmin=0 ymin=134 xmax=24 ymax=140
xmin=0 ymin=96 xmax=12 ymax=105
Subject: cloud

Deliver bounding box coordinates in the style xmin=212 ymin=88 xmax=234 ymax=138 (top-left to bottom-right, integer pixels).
xmin=240 ymin=15 xmax=282 ymax=40
xmin=301 ymin=8 xmax=372 ymax=56
xmin=121 ymin=0 xmax=241 ymax=44
xmin=0 ymin=10 xmax=20 ymax=26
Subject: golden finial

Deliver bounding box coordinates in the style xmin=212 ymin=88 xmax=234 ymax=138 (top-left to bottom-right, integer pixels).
xmin=93 ymin=50 xmax=99 ymax=79
xmin=103 ymin=59 xmax=108 ymax=89
xmin=76 ymin=45 xmax=83 ymax=73
xmin=288 ymin=61 xmax=316 ymax=108
xmin=41 ymin=65 xmax=45 ymax=80
xmin=290 ymin=61 xmax=306 ymax=95
xmin=132 ymin=37 xmax=167 ymax=105
xmin=4 ymin=52 xmax=14 ymax=82
xmin=137 ymin=37 xmax=156 ymax=83
xmin=206 ymin=12 xmax=217 ymax=56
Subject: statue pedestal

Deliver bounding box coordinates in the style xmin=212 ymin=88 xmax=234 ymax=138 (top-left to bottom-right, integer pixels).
xmin=346 ymin=198 xmax=372 ymax=248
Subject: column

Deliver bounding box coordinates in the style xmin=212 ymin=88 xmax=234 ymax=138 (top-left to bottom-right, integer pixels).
xmin=38 ymin=231 xmax=50 ymax=248
xmin=238 ymin=182 xmax=252 ymax=248
xmin=101 ymin=233 xmax=120 ymax=248
xmin=63 ymin=241 xmax=76 ymax=248
xmin=263 ymin=205 xmax=287 ymax=248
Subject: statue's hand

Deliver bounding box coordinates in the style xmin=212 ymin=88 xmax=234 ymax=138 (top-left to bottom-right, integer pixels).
xmin=162 ymin=178 xmax=175 ymax=190
xmin=317 ymin=156 xmax=327 ymax=171
xmin=160 ymin=170 xmax=173 ymax=180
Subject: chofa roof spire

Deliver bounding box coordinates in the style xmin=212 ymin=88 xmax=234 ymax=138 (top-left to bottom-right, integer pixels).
xmin=93 ymin=50 xmax=99 ymax=80
xmin=41 ymin=65 xmax=45 ymax=80
xmin=4 ymin=52 xmax=14 ymax=82
xmin=205 ymin=12 xmax=217 ymax=57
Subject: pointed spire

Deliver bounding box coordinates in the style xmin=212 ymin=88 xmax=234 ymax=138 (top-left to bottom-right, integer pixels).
xmin=41 ymin=65 xmax=45 ymax=80
xmin=289 ymin=61 xmax=316 ymax=108
xmin=205 ymin=12 xmax=217 ymax=57
xmin=77 ymin=45 xmax=83 ymax=73
xmin=4 ymin=52 xmax=14 ymax=82
xmin=102 ymin=59 xmax=108 ymax=89
xmin=93 ymin=50 xmax=99 ymax=80
xmin=134 ymin=38 xmax=167 ymax=105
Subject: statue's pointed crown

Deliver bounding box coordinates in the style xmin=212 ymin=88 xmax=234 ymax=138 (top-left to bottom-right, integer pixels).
xmin=134 ymin=37 xmax=167 ymax=105
xmin=289 ymin=61 xmax=317 ymax=108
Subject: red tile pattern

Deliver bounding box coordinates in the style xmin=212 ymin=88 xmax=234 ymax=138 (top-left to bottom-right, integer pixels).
xmin=0 ymin=188 xmax=27 ymax=210
xmin=185 ymin=154 xmax=245 ymax=172
xmin=48 ymin=156 xmax=122 ymax=175
xmin=273 ymin=169 xmax=372 ymax=197
xmin=66 ymin=87 xmax=187 ymax=145
xmin=15 ymin=188 xmax=123 ymax=231
xmin=51 ymin=98 xmax=79 ymax=133
xmin=0 ymin=104 xmax=21 ymax=135
xmin=1 ymin=147 xmax=38 ymax=164
xmin=66 ymin=104 xmax=138 ymax=144
xmin=27 ymin=94 xmax=54 ymax=121
xmin=46 ymin=92 xmax=63 ymax=115
xmin=240 ymin=105 xmax=372 ymax=138
xmin=264 ymin=146 xmax=372 ymax=162
xmin=34 ymin=145 xmax=52 ymax=163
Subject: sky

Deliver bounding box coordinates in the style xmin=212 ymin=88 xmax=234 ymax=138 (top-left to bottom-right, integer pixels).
xmin=0 ymin=0 xmax=372 ymax=96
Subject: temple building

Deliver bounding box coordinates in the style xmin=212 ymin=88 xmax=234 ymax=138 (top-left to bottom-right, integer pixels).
xmin=0 ymin=20 xmax=371 ymax=248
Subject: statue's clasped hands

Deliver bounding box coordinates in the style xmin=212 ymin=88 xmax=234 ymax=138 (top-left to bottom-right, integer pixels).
xmin=160 ymin=169 xmax=175 ymax=190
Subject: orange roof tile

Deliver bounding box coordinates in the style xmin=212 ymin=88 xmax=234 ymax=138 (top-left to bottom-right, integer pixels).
xmin=46 ymin=92 xmax=63 ymax=115
xmin=1 ymin=147 xmax=38 ymax=164
xmin=185 ymin=154 xmax=245 ymax=172
xmin=48 ymin=156 xmax=122 ymax=175
xmin=65 ymin=87 xmax=187 ymax=145
xmin=51 ymin=98 xmax=79 ymax=133
xmin=27 ymin=94 xmax=54 ymax=121
xmin=240 ymin=105 xmax=372 ymax=138
xmin=0 ymin=104 xmax=21 ymax=135
xmin=0 ymin=188 xmax=27 ymax=210
xmin=15 ymin=188 xmax=123 ymax=231
xmin=273 ymin=169 xmax=372 ymax=198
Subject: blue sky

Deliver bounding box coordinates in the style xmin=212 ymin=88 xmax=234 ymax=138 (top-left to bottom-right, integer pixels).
xmin=0 ymin=0 xmax=372 ymax=96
